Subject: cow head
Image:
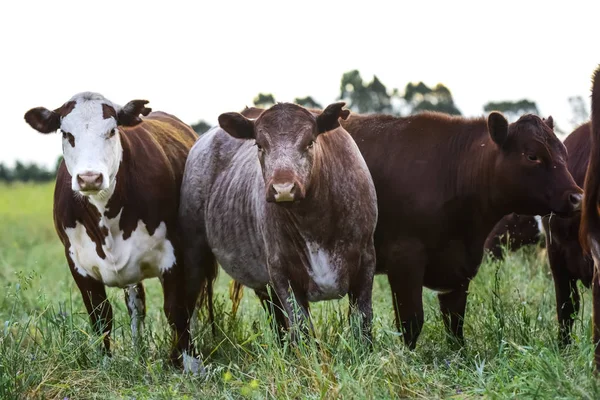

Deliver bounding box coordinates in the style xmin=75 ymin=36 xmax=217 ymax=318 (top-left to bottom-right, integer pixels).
xmin=488 ymin=112 xmax=582 ymax=216
xmin=24 ymin=92 xmax=150 ymax=196
xmin=219 ymin=102 xmax=350 ymax=203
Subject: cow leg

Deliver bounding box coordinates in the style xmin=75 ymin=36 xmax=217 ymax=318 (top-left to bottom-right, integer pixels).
xmin=67 ymin=256 xmax=113 ymax=354
xmin=271 ymin=276 xmax=311 ymax=343
xmin=348 ymin=243 xmax=376 ymax=344
xmin=550 ymin=263 xmax=580 ymax=346
xmin=255 ymin=285 xmax=287 ymax=339
xmin=385 ymin=239 xmax=426 ymax=349
xmin=124 ymin=283 xmax=146 ymax=345
xmin=161 ymin=266 xmax=196 ymax=369
xmin=437 ymin=284 xmax=469 ymax=347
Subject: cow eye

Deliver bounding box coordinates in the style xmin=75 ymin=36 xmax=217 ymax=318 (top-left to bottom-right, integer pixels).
xmin=527 ymin=154 xmax=538 ymax=162
xmin=307 ymin=140 xmax=315 ymax=150
xmin=255 ymin=142 xmax=263 ymax=151
xmin=107 ymin=129 xmax=117 ymax=139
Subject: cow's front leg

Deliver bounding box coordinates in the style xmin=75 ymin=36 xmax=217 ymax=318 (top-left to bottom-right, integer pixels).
xmin=67 ymin=253 xmax=113 ymax=354
xmin=269 ymin=257 xmax=312 ymax=343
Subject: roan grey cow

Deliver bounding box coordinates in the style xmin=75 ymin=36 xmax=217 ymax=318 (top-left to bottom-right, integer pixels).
xmin=179 ymin=102 xmax=378 ymax=341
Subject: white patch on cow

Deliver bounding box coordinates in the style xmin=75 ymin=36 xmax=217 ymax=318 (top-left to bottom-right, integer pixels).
xmin=589 ymin=237 xmax=600 ymax=272
xmin=64 ymin=208 xmax=175 ymax=287
xmin=306 ymin=242 xmax=341 ymax=301
xmin=430 ymin=288 xmax=454 ymax=295
xmin=534 ymin=215 xmax=544 ymax=237
xmin=127 ymin=286 xmax=144 ymax=341
xmin=59 ymin=93 xmax=124 ymax=194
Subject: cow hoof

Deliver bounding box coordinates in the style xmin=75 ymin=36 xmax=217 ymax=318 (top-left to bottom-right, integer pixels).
xmin=182 ymin=352 xmax=205 ymax=376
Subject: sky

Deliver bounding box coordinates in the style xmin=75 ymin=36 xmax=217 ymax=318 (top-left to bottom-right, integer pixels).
xmin=1 ymin=0 xmax=598 ymax=168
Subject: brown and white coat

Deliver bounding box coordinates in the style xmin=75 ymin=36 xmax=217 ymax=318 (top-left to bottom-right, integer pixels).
xmin=24 ymin=92 xmax=198 ymax=369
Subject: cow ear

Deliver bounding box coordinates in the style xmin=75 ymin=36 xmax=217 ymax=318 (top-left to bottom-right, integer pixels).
xmin=117 ymin=100 xmax=151 ymax=126
xmin=543 ymin=115 xmax=554 ymax=130
xmin=24 ymin=107 xmax=61 ymax=133
xmin=316 ymin=102 xmax=350 ymax=134
xmin=218 ymin=112 xmax=255 ymax=139
xmin=488 ymin=111 xmax=509 ymax=146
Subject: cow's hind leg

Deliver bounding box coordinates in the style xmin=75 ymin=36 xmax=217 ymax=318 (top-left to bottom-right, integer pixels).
xmin=162 ymin=263 xmax=200 ymax=372
xmin=348 ymin=243 xmax=376 ymax=344
xmin=124 ymin=283 xmax=146 ymax=346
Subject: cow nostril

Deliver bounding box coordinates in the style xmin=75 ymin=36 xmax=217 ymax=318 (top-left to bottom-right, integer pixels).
xmin=95 ymin=175 xmax=103 ymax=186
xmin=569 ymin=193 xmax=583 ymax=208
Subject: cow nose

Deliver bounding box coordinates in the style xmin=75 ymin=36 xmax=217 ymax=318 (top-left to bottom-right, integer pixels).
xmin=272 ymin=182 xmax=295 ymax=202
xmin=77 ymin=172 xmax=103 ymax=191
xmin=569 ymin=192 xmax=582 ymax=210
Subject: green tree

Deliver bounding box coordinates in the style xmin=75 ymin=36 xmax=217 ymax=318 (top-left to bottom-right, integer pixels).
xmin=191 ymin=120 xmax=212 ymax=135
xmin=253 ymin=93 xmax=276 ymax=108
xmin=568 ymin=96 xmax=589 ymax=128
xmin=404 ymin=82 xmax=461 ymax=115
xmin=294 ymin=96 xmax=322 ymax=109
xmin=483 ymin=99 xmax=539 ymax=122
xmin=339 ymin=70 xmax=393 ymax=114
xmin=0 ymin=163 xmax=13 ymax=183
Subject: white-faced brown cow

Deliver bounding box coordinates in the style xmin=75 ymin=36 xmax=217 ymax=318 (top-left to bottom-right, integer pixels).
xmin=179 ymin=102 xmax=378 ymax=341
xmin=24 ymin=92 xmax=199 ymax=370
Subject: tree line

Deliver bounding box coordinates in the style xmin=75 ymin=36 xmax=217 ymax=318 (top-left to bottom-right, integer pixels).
xmin=191 ymin=69 xmax=578 ymax=135
xmin=4 ymin=70 xmax=589 ymax=183
xmin=0 ymin=159 xmax=61 ymax=183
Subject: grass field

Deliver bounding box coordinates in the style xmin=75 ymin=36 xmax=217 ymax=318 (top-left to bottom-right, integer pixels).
xmin=0 ymin=183 xmax=599 ymax=399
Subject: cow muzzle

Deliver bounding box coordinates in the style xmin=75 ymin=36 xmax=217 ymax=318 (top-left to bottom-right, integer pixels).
xmin=76 ymin=171 xmax=104 ymax=193
xmin=267 ymin=181 xmax=305 ymax=203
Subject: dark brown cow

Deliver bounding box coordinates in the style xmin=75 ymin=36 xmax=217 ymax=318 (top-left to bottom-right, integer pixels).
xmin=484 ymin=213 xmax=543 ymax=260
xmin=580 ymin=65 xmax=600 ymax=371
xmin=180 ymin=102 xmax=378 ymax=342
xmin=241 ymin=106 xmax=583 ymax=348
xmin=541 ymin=122 xmax=593 ymax=346
xmin=341 ymin=111 xmax=582 ymax=349
xmin=24 ymin=92 xmax=199 ymax=370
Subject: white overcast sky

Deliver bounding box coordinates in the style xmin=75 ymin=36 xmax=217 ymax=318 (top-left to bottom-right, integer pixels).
xmin=1 ymin=0 xmax=598 ymax=167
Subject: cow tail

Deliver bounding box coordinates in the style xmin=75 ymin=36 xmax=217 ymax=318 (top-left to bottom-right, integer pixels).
xmin=229 ymin=280 xmax=245 ymax=319
xmin=195 ymin=254 xmax=218 ymax=336
xmin=581 ymin=65 xmax=600 ymax=254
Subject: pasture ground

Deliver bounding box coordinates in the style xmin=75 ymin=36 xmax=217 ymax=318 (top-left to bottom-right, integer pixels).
xmin=0 ymin=183 xmax=598 ymax=399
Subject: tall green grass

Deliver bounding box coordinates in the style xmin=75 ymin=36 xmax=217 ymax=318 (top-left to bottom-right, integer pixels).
xmin=0 ymin=183 xmax=598 ymax=399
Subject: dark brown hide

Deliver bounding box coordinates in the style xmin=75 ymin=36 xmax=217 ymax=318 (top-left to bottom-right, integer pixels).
xmin=341 ymin=111 xmax=581 ymax=349
xmin=580 ymin=65 xmax=600 ymax=371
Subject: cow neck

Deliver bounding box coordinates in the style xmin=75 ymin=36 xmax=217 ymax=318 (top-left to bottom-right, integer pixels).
xmin=454 ymin=133 xmax=507 ymax=232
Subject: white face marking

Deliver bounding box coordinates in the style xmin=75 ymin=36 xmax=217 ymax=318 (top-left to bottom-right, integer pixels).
xmin=65 ymin=208 xmax=175 ymax=287
xmin=59 ymin=93 xmax=123 ymax=195
xmin=127 ymin=286 xmax=145 ymax=341
xmin=306 ymin=242 xmax=341 ymax=301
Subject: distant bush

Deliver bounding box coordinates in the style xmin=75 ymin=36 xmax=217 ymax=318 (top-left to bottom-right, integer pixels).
xmin=0 ymin=158 xmax=60 ymax=183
